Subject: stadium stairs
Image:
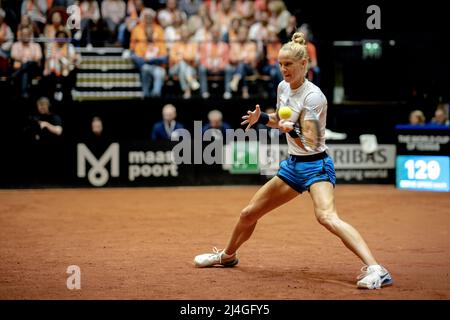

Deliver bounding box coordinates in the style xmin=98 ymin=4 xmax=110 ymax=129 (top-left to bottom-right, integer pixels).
xmin=73 ymin=47 xmax=143 ymax=101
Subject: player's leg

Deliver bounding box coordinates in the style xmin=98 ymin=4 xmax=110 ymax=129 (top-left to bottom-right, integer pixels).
xmin=309 ymin=181 xmax=377 ymax=265
xmin=224 ymin=175 xmax=298 ymax=255
xmin=194 ymin=176 xmax=298 ymax=267
xmin=309 ymin=181 xmax=392 ymax=289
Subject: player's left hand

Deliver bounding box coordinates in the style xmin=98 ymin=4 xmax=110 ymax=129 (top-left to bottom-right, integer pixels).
xmin=278 ymin=119 xmax=295 ymax=133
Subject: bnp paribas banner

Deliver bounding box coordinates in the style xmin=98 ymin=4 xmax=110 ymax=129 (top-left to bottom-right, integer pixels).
xmin=222 ymin=142 xmax=397 ymax=184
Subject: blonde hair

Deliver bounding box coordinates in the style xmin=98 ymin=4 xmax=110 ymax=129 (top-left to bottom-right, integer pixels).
xmin=281 ymin=32 xmax=307 ymax=59
xmin=280 ymin=32 xmax=309 ymax=74
xmin=409 ymin=110 xmax=425 ymax=124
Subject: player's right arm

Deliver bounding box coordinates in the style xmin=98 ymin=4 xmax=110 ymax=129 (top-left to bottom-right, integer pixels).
xmin=241 ymin=104 xmax=280 ymax=131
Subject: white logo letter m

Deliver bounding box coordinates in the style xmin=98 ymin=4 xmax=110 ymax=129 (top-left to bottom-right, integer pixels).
xmin=77 ymin=143 xmax=120 ymax=187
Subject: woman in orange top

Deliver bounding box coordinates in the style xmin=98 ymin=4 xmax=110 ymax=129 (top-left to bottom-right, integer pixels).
xmin=198 ymin=24 xmax=233 ymax=99
xmin=169 ymin=25 xmax=200 ymax=99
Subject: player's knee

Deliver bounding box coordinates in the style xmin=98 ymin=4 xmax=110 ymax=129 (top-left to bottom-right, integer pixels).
xmin=240 ymin=205 xmax=258 ymax=226
xmin=316 ymin=212 xmax=340 ymax=231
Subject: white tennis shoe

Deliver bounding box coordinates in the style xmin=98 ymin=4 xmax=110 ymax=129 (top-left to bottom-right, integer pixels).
xmin=357 ymin=265 xmax=393 ymax=289
xmin=194 ymin=247 xmax=239 ymax=268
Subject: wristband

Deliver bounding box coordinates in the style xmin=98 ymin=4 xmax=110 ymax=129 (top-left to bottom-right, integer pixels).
xmin=258 ymin=112 xmax=270 ymax=125
xmin=288 ymin=129 xmax=299 ymax=138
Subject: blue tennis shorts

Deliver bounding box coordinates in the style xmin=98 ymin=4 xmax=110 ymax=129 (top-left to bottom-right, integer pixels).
xmin=277 ymin=152 xmax=336 ymax=193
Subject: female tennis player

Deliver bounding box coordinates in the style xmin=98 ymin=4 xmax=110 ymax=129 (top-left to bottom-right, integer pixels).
xmin=194 ymin=32 xmax=392 ymax=290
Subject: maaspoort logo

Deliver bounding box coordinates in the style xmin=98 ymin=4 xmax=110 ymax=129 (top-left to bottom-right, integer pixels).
xmin=77 ymin=143 xmax=179 ymax=187
xmin=77 ymin=143 xmax=120 ymax=187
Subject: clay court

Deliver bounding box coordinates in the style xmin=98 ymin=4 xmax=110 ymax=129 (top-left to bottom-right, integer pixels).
xmin=0 ymin=185 xmax=449 ymax=300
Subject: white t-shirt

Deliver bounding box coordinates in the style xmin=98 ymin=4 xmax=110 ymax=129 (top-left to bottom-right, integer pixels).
xmin=276 ymin=79 xmax=328 ymax=156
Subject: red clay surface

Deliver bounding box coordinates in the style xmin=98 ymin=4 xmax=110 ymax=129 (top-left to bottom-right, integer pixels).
xmin=0 ymin=185 xmax=449 ymax=299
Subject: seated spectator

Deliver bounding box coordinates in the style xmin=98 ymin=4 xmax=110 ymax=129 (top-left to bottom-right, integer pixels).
xmin=24 ymin=96 xmax=63 ymax=142
xmin=101 ymin=0 xmax=126 ymax=44
xmin=193 ymin=14 xmax=213 ymax=44
xmin=84 ymin=116 xmax=112 ymax=156
xmin=130 ymin=9 xmax=167 ymax=98
xmin=43 ymin=29 xmax=81 ymax=101
xmin=11 ymin=27 xmax=43 ymax=99
xmin=299 ymin=23 xmax=320 ymax=85
xmin=23 ymin=96 xmax=63 ymax=182
xmin=430 ymin=103 xmax=450 ymax=126
xmin=409 ymin=110 xmax=426 ymax=125
xmin=21 ymin=0 xmax=48 ymax=30
xmin=44 ymin=10 xmax=68 ymax=44
xmin=202 ymin=109 xmax=232 ymax=139
xmin=248 ymin=10 xmax=269 ymax=45
xmin=268 ymin=0 xmax=291 ymax=35
xmin=198 ymin=24 xmax=233 ymax=99
xmin=151 ymin=104 xmax=185 ymax=141
xmin=214 ymin=0 xmax=236 ymax=37
xmin=179 ymin=0 xmax=202 ymax=18
xmin=76 ymin=0 xmax=100 ymax=48
xmin=17 ymin=14 xmax=41 ymax=38
xmin=117 ymin=0 xmax=145 ymax=48
xmin=168 ymin=25 xmax=200 ymax=99
xmin=261 ymin=26 xmax=282 ymax=98
xmin=160 ymin=10 xmax=184 ymax=51
xmin=0 ymin=9 xmax=14 ymax=76
xmin=278 ymin=14 xmax=297 ymax=43
xmin=158 ymin=0 xmax=184 ymax=30
xmin=224 ymin=17 xmax=241 ymax=44
xmin=229 ymin=25 xmax=258 ymax=99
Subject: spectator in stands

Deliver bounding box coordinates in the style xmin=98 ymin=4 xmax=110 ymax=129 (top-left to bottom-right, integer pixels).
xmin=157 ymin=0 xmax=184 ymax=29
xmin=21 ymin=0 xmax=48 ymax=29
xmin=430 ymin=103 xmax=450 ymax=125
xmin=198 ymin=24 xmax=233 ymax=99
xmin=24 ymin=96 xmax=63 ymax=182
xmin=229 ymin=26 xmax=258 ymax=99
xmin=11 ymin=26 xmax=43 ymax=99
xmin=193 ymin=14 xmax=213 ymax=43
xmin=168 ymin=25 xmax=200 ymax=99
xmin=44 ymin=10 xmax=66 ymax=41
xmin=25 ymin=97 xmax=63 ymax=142
xmin=0 ymin=9 xmax=14 ymax=76
xmin=17 ymin=14 xmax=41 ymax=38
xmin=215 ymin=0 xmax=236 ymax=37
xmin=83 ymin=116 xmax=112 ymax=156
xmin=43 ymin=29 xmax=81 ymax=101
xmin=248 ymin=10 xmax=269 ymax=44
xmin=130 ymin=8 xmax=167 ymax=98
xmin=117 ymin=0 xmax=145 ymax=48
xmin=76 ymin=0 xmax=100 ymax=48
xmin=408 ymin=110 xmax=426 ymax=126
xmin=202 ymin=109 xmax=231 ymax=139
xmin=160 ymin=9 xmax=184 ymax=51
xmin=101 ymin=0 xmax=126 ymax=44
xmin=268 ymin=0 xmax=291 ymax=34
xmin=235 ymin=0 xmax=254 ymax=20
xmin=261 ymin=26 xmax=282 ymax=98
xmin=179 ymin=0 xmax=202 ymax=18
xmin=224 ymin=17 xmax=241 ymax=44
xmin=43 ymin=9 xmax=71 ymax=52
xmin=299 ymin=23 xmax=320 ymax=85
xmin=151 ymin=104 xmax=184 ymax=141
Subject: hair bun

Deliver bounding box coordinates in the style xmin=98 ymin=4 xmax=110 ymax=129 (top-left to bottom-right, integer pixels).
xmin=291 ymin=32 xmax=306 ymax=45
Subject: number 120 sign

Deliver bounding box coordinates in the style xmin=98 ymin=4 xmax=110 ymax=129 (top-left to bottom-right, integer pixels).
xmin=396 ymin=156 xmax=450 ymax=192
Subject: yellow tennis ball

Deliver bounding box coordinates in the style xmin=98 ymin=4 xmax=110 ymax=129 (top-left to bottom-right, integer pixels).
xmin=278 ymin=106 xmax=292 ymax=120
